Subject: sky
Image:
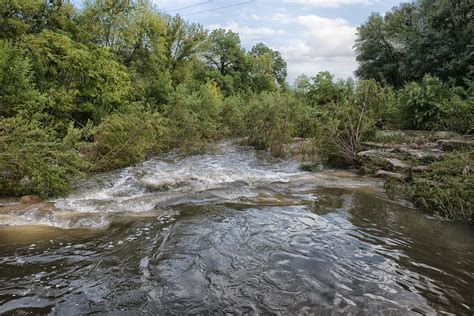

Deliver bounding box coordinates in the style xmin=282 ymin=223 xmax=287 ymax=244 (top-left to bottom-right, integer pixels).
xmin=74 ymin=0 xmax=402 ymax=83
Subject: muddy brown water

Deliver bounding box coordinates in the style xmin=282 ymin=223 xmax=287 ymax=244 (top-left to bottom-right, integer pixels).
xmin=0 ymin=142 xmax=473 ymax=314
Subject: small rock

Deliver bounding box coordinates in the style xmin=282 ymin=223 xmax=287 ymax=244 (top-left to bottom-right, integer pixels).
xmin=375 ymin=170 xmax=405 ymax=179
xmin=20 ymin=195 xmax=42 ymax=204
xmin=463 ymin=165 xmax=471 ymax=176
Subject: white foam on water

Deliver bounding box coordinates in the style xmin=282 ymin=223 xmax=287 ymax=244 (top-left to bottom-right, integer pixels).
xmin=1 ymin=141 xmax=382 ymax=229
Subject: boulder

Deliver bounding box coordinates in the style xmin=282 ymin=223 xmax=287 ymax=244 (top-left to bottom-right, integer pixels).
xmin=358 ymin=149 xmax=395 ymax=160
xmin=433 ymin=131 xmax=457 ymax=139
xmin=362 ymin=142 xmax=403 ymax=150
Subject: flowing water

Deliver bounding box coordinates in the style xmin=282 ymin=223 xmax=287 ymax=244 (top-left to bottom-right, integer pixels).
xmin=1 ymin=142 xmax=473 ymax=314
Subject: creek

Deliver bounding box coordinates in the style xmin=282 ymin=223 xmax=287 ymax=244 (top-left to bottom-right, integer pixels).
xmin=1 ymin=141 xmax=473 ymax=314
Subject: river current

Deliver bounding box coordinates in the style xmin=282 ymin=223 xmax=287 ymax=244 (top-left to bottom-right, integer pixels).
xmin=0 ymin=141 xmax=473 ymax=314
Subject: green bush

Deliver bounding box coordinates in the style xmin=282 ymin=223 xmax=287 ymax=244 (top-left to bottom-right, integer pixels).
xmin=23 ymin=30 xmax=132 ymax=124
xmin=90 ymin=111 xmax=169 ymax=171
xmin=0 ymin=115 xmax=85 ymax=197
xmin=0 ymin=40 xmax=43 ymax=117
xmin=221 ymin=95 xmax=247 ymax=137
xmin=398 ymin=75 xmax=473 ymax=133
xmin=241 ymin=92 xmax=304 ymax=157
xmin=385 ymin=151 xmax=473 ymax=223
xmin=313 ymin=80 xmax=385 ymax=166
xmin=160 ymin=83 xmax=224 ymax=153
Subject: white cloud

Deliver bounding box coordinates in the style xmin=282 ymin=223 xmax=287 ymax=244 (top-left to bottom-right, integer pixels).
xmin=282 ymin=0 xmax=371 ymax=7
xmin=274 ymin=14 xmax=357 ymax=81
xmin=296 ymin=15 xmax=356 ymax=57
xmin=286 ymin=57 xmax=357 ymax=84
xmin=249 ymin=12 xmax=293 ymax=24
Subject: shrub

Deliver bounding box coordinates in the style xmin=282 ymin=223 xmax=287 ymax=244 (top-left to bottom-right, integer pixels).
xmin=161 ymin=83 xmax=224 ymax=153
xmin=90 ymin=111 xmax=169 ymax=171
xmin=23 ymin=30 xmax=132 ymax=124
xmin=385 ymin=151 xmax=473 ymax=223
xmin=314 ymin=80 xmax=385 ymax=166
xmin=242 ymin=92 xmax=302 ymax=156
xmin=0 ymin=40 xmax=43 ymax=117
xmin=0 ymin=115 xmax=85 ymax=197
xmin=221 ymin=95 xmax=247 ymax=137
xmin=398 ymin=75 xmax=474 ymax=133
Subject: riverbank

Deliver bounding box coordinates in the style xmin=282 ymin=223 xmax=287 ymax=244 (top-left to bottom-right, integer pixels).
xmin=288 ymin=131 xmax=473 ymax=224
xmin=2 ymin=133 xmax=472 ymax=224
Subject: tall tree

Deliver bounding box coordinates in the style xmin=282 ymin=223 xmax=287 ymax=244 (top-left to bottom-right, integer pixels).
xmin=204 ymin=29 xmax=245 ymax=76
xmin=250 ymin=43 xmax=287 ymax=86
xmin=355 ymin=0 xmax=474 ymax=88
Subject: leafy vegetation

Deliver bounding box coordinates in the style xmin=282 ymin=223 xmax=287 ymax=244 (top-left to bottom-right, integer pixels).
xmin=355 ymin=0 xmax=473 ymax=89
xmin=0 ymin=114 xmax=85 ymax=197
xmin=385 ymin=151 xmax=473 ymax=223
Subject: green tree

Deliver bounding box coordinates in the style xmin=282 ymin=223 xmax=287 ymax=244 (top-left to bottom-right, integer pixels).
xmin=355 ymin=0 xmax=474 ymax=89
xmin=354 ymin=12 xmax=404 ymax=88
xmin=307 ymin=72 xmax=348 ymax=106
xmin=23 ymin=30 xmax=132 ymax=124
xmin=399 ymin=75 xmax=474 ymax=132
xmin=203 ymin=29 xmax=249 ymax=94
xmin=0 ymin=0 xmax=45 ymax=39
xmin=164 ymin=16 xmax=208 ymax=76
xmin=250 ymin=42 xmax=287 ymax=86
xmin=205 ymin=29 xmax=244 ymax=76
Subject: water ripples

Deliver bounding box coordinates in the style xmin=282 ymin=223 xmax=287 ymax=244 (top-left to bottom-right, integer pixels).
xmin=1 ymin=142 xmax=473 ymax=314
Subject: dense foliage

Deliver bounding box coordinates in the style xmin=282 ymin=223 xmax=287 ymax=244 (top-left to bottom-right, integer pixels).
xmin=355 ymin=0 xmax=473 ymax=89
xmin=385 ymin=151 xmax=473 ymax=223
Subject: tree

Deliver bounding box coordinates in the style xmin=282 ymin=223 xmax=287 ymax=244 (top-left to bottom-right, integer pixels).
xmin=354 ymin=12 xmax=404 ymax=88
xmin=307 ymin=72 xmax=348 ymax=106
xmin=204 ymin=29 xmax=245 ymax=76
xmin=355 ymin=0 xmax=474 ymax=89
xmin=250 ymin=43 xmax=287 ymax=86
xmin=203 ymin=29 xmax=248 ymax=94
xmin=23 ymin=30 xmax=132 ymax=124
xmin=0 ymin=0 xmax=46 ymax=40
xmin=80 ymin=0 xmax=134 ymax=48
xmin=164 ymin=16 xmax=208 ymax=85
